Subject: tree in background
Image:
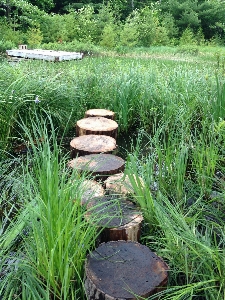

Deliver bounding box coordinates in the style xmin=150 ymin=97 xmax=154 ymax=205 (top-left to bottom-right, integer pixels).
xmin=28 ymin=0 xmax=54 ymax=11
xmin=121 ymin=5 xmax=165 ymax=47
xmin=0 ymin=0 xmax=225 ymax=48
xmin=158 ymin=0 xmax=225 ymax=41
xmin=0 ymin=0 xmax=46 ymax=31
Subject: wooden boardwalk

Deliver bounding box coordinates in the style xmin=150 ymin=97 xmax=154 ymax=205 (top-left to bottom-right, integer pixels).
xmin=6 ymin=49 xmax=83 ymax=62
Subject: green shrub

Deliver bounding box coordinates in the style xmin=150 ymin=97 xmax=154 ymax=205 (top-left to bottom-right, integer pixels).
xmin=0 ymin=40 xmax=16 ymax=54
xmin=26 ymin=26 xmax=43 ymax=48
xmin=152 ymin=26 xmax=170 ymax=46
xmin=100 ymin=24 xmax=118 ymax=49
xmin=0 ymin=21 xmax=24 ymax=46
xmin=179 ymin=27 xmax=197 ymax=46
xmin=119 ymin=23 xmax=139 ymax=47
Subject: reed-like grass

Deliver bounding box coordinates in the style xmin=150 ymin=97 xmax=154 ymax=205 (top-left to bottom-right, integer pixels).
xmin=0 ymin=113 xmax=102 ymax=299
xmin=1 ymin=46 xmax=225 ymax=299
xmin=125 ymin=121 xmax=225 ymax=299
xmin=126 ymin=153 xmax=225 ymax=299
xmin=0 ymin=48 xmax=221 ymax=154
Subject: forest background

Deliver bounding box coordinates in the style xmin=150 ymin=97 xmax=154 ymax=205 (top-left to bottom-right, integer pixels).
xmin=1 ymin=0 xmax=225 ymax=53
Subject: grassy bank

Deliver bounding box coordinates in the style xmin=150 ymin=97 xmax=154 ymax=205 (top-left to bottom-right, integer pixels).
xmin=0 ymin=46 xmax=225 ymax=299
xmin=1 ymin=45 xmax=224 ymax=152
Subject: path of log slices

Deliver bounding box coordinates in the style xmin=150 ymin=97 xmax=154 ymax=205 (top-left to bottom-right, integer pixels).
xmin=67 ymin=109 xmax=169 ymax=300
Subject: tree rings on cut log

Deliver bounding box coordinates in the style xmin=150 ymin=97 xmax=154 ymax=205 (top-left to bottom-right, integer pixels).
xmin=104 ymin=172 xmax=144 ymax=196
xmin=85 ymin=109 xmax=115 ymax=120
xmin=70 ymin=135 xmax=117 ymax=158
xmin=76 ymin=117 xmax=118 ymax=140
xmin=86 ymin=195 xmax=143 ymax=242
xmin=85 ymin=240 xmax=169 ymax=300
xmin=67 ymin=154 xmax=125 ymax=181
xmin=80 ymin=180 xmax=105 ymax=205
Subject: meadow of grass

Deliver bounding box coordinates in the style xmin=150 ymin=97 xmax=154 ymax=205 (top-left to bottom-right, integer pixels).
xmin=0 ymin=45 xmax=225 ymax=299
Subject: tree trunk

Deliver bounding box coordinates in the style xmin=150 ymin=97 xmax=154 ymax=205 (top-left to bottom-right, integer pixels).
xmin=85 ymin=240 xmax=169 ymax=300
xmin=104 ymin=172 xmax=144 ymax=196
xmin=76 ymin=117 xmax=118 ymax=140
xmin=86 ymin=195 xmax=143 ymax=242
xmin=79 ymin=179 xmax=105 ymax=205
xmin=85 ymin=109 xmax=115 ymax=120
xmin=70 ymin=135 xmax=117 ymax=158
xmin=67 ymin=154 xmax=125 ymax=181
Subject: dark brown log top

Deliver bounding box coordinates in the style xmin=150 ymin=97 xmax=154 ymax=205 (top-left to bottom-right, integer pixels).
xmin=85 ymin=109 xmax=115 ymax=120
xmin=70 ymin=135 xmax=117 ymax=158
xmin=76 ymin=117 xmax=118 ymax=140
xmin=86 ymin=195 xmax=141 ymax=227
xmin=86 ymin=195 xmax=143 ymax=242
xmin=85 ymin=240 xmax=169 ymax=300
xmin=67 ymin=154 xmax=125 ymax=180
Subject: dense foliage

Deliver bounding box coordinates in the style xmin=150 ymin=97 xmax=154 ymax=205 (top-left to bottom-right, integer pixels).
xmin=0 ymin=0 xmax=225 ymax=52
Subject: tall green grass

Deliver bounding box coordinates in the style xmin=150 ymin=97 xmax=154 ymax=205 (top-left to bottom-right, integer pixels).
xmin=0 ymin=113 xmax=100 ymax=299
xmin=0 ymin=49 xmax=221 ymax=154
xmin=125 ymin=124 xmax=225 ymax=299
xmin=1 ymin=47 xmax=225 ymax=299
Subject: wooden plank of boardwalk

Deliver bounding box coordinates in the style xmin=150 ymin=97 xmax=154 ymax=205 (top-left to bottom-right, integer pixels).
xmin=76 ymin=117 xmax=118 ymax=140
xmin=85 ymin=240 xmax=169 ymax=300
xmin=85 ymin=195 xmax=143 ymax=242
xmin=70 ymin=135 xmax=117 ymax=158
xmin=67 ymin=154 xmax=125 ymax=181
xmin=85 ymin=109 xmax=115 ymax=120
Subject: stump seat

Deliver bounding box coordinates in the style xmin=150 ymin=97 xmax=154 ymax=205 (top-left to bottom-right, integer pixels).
xmin=86 ymin=195 xmax=143 ymax=242
xmin=67 ymin=154 xmax=125 ymax=181
xmin=79 ymin=180 xmax=105 ymax=205
xmin=76 ymin=117 xmax=118 ymax=140
xmin=85 ymin=240 xmax=169 ymax=300
xmin=85 ymin=109 xmax=115 ymax=120
xmin=104 ymin=172 xmax=144 ymax=196
xmin=70 ymin=135 xmax=117 ymax=158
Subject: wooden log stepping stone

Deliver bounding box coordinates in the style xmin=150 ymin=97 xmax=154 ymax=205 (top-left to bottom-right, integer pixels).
xmin=85 ymin=240 xmax=169 ymax=300
xmin=76 ymin=117 xmax=118 ymax=140
xmin=104 ymin=172 xmax=144 ymax=196
xmin=86 ymin=195 xmax=143 ymax=242
xmin=85 ymin=109 xmax=115 ymax=120
xmin=70 ymin=135 xmax=117 ymax=158
xmin=67 ymin=154 xmax=125 ymax=181
xmin=80 ymin=180 xmax=105 ymax=205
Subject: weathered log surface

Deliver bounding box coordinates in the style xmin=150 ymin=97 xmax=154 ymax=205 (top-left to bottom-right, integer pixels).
xmin=85 ymin=240 xmax=169 ymax=300
xmin=79 ymin=180 xmax=105 ymax=205
xmin=86 ymin=195 xmax=143 ymax=242
xmin=104 ymin=172 xmax=144 ymax=196
xmin=70 ymin=135 xmax=117 ymax=158
xmin=67 ymin=154 xmax=125 ymax=180
xmin=85 ymin=109 xmax=115 ymax=120
xmin=76 ymin=117 xmax=118 ymax=140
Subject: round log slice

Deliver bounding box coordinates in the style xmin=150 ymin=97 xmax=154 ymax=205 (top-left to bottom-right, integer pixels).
xmin=86 ymin=195 xmax=143 ymax=242
xmin=70 ymin=135 xmax=117 ymax=158
xmin=85 ymin=109 xmax=115 ymax=120
xmin=85 ymin=240 xmax=169 ymax=300
xmin=76 ymin=117 xmax=118 ymax=140
xmin=67 ymin=154 xmax=125 ymax=181
xmin=80 ymin=180 xmax=105 ymax=205
xmin=104 ymin=172 xmax=144 ymax=196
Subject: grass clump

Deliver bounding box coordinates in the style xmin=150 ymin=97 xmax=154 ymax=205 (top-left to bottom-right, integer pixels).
xmin=0 ymin=113 xmax=99 ymax=299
